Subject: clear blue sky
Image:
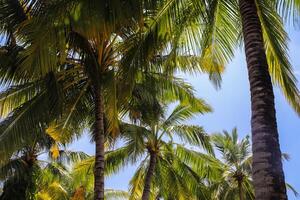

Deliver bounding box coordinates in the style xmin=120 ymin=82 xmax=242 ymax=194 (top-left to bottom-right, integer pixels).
xmin=69 ymin=28 xmax=300 ymax=199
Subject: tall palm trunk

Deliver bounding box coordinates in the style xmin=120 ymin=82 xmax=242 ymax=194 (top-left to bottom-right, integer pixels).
xmin=238 ymin=0 xmax=287 ymax=199
xmin=142 ymin=152 xmax=157 ymax=200
xmin=94 ymin=84 xmax=105 ymax=200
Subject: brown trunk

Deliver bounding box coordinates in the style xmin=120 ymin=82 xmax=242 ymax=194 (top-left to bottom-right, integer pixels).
xmin=94 ymin=85 xmax=105 ymax=200
xmin=141 ymin=153 xmax=157 ymax=200
xmin=238 ymin=0 xmax=287 ymax=199
xmin=238 ymin=180 xmax=244 ymax=200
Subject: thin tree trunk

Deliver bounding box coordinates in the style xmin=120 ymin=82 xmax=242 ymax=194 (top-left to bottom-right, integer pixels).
xmin=94 ymin=85 xmax=105 ymax=200
xmin=238 ymin=0 xmax=287 ymax=199
xmin=142 ymin=153 xmax=157 ymax=200
xmin=238 ymin=180 xmax=244 ymax=200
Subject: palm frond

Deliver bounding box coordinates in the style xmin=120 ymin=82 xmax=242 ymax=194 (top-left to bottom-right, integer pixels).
xmin=169 ymin=125 xmax=213 ymax=154
xmin=274 ymin=0 xmax=300 ymax=25
xmin=256 ymin=0 xmax=300 ymax=115
xmin=0 ymin=82 xmax=41 ymax=118
xmin=36 ymin=181 xmax=69 ymax=200
xmin=0 ymin=91 xmax=49 ymax=161
xmin=175 ymin=145 xmax=221 ymax=180
xmin=128 ymin=158 xmax=148 ymax=200
xmin=201 ymin=0 xmax=241 ymax=68
xmin=54 ymin=150 xmax=90 ymax=165
xmin=0 ymin=158 xmax=27 ymax=180
xmin=286 ymin=183 xmax=299 ymax=197
xmin=163 ymin=103 xmax=211 ymax=128
xmin=105 ymin=189 xmax=129 ymax=200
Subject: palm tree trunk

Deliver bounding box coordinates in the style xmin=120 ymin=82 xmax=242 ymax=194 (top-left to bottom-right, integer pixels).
xmin=142 ymin=153 xmax=157 ymax=200
xmin=238 ymin=0 xmax=287 ymax=199
xmin=238 ymin=180 xmax=243 ymax=200
xmin=94 ymin=84 xmax=105 ymax=200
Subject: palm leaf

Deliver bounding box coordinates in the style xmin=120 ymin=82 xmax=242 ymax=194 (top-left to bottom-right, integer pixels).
xmin=163 ymin=103 xmax=211 ymax=128
xmin=169 ymin=125 xmax=213 ymax=154
xmin=256 ymin=0 xmax=300 ymax=114
xmin=105 ymin=189 xmax=129 ymax=200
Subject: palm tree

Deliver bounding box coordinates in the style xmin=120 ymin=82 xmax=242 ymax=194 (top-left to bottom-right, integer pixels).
xmin=198 ymin=1 xmax=300 ymax=198
xmin=0 ymin=2 xmax=143 ymax=198
xmin=0 ymin=2 xmax=224 ymax=199
xmin=211 ymin=128 xmax=299 ymax=200
xmin=1 ymin=149 xmax=131 ymax=200
xmin=0 ymin=59 xmax=206 ymax=199
xmin=211 ymin=128 xmax=254 ymax=200
xmin=0 ymin=131 xmax=89 ymax=200
xmin=125 ymin=1 xmax=300 ymax=198
xmin=87 ymin=1 xmax=300 ymax=197
xmin=35 ymin=158 xmax=129 ymax=200
xmin=237 ymin=2 xmax=290 ymax=198
xmin=113 ymin=102 xmax=214 ymax=200
xmin=67 ymin=101 xmax=215 ymax=200
xmin=6 ymin=1 xmax=300 ymax=199
xmin=0 ymin=134 xmax=53 ymax=199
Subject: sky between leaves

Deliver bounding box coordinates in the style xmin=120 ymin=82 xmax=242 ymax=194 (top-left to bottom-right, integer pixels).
xmin=68 ymin=27 xmax=300 ymax=199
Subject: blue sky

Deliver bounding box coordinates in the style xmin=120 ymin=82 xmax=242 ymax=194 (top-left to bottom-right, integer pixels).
xmin=69 ymin=29 xmax=300 ymax=198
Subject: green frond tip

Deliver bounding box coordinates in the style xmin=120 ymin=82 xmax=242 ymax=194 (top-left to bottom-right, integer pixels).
xmin=286 ymin=183 xmax=299 ymax=197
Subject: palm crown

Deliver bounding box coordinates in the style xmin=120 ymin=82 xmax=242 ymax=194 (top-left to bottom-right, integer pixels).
xmin=109 ymin=102 xmax=214 ymax=200
xmin=211 ymin=128 xmax=253 ymax=200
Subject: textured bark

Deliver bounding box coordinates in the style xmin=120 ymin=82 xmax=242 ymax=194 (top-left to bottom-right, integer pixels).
xmin=94 ymin=85 xmax=105 ymax=200
xmin=142 ymin=153 xmax=157 ymax=200
xmin=238 ymin=0 xmax=287 ymax=199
